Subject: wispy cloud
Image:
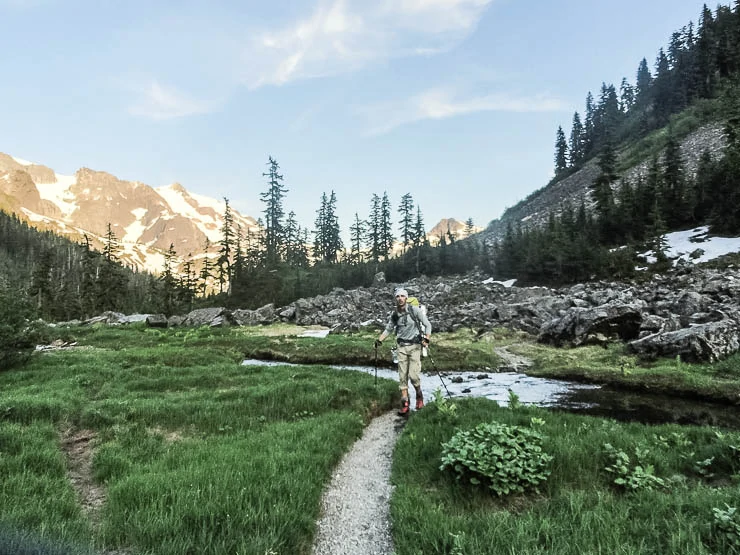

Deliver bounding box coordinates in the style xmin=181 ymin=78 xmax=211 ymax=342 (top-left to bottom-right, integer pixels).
xmin=360 ymin=86 xmax=567 ymax=135
xmin=0 ymin=0 xmax=48 ymax=8
xmin=128 ymin=81 xmax=212 ymax=121
xmin=241 ymin=0 xmax=494 ymax=88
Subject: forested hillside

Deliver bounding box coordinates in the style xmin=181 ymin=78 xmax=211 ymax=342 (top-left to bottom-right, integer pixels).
xmin=478 ymin=1 xmax=740 ymax=284
xmin=0 ymin=211 xmax=191 ymax=320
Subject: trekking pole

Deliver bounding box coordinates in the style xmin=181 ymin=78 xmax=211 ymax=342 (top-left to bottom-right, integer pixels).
xmin=373 ymin=345 xmax=378 ymax=386
xmin=426 ymin=346 xmax=451 ymax=398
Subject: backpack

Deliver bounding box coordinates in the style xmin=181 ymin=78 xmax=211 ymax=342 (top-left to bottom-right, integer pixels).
xmin=391 ymin=296 xmax=427 ymax=333
xmin=406 ymin=296 xmax=427 ymax=317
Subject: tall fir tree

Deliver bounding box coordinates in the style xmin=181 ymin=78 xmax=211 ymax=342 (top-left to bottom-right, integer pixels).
xmin=568 ymin=112 xmax=585 ymax=166
xmin=397 ymin=193 xmax=415 ymax=252
xmin=217 ymin=197 xmax=234 ymax=294
xmin=260 ymin=156 xmax=288 ymax=267
xmin=348 ymin=213 xmax=365 ymax=264
xmin=380 ymin=192 xmax=395 ymax=260
xmin=554 ymin=126 xmax=568 ymax=175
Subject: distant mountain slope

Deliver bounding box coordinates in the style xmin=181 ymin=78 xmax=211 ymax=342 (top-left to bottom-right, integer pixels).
xmin=0 ymin=153 xmax=259 ymax=272
xmin=478 ymin=122 xmax=728 ymax=247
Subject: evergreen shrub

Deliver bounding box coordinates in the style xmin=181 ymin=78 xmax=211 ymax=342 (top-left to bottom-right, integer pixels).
xmin=0 ymin=286 xmax=38 ymax=370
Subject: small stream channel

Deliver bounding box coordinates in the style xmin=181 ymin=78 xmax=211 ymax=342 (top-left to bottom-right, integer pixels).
xmin=242 ymin=359 xmax=740 ymax=429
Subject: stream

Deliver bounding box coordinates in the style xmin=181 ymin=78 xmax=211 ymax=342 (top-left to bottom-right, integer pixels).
xmin=242 ymin=359 xmax=740 ymax=429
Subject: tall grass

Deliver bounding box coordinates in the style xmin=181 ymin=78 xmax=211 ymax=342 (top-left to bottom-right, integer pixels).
xmin=0 ymin=326 xmax=398 ymax=554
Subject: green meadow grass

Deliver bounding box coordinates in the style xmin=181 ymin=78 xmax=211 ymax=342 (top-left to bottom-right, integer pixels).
xmin=2 ymin=324 xmax=739 ymax=554
xmin=0 ymin=325 xmax=398 ymax=554
xmin=392 ymin=397 xmax=740 ymax=555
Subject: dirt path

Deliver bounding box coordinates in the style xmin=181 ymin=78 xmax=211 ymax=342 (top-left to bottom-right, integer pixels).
xmin=312 ymin=411 xmax=406 ymax=555
xmin=60 ymin=428 xmax=106 ymax=521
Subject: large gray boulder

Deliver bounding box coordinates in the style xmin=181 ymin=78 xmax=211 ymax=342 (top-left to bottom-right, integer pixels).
xmin=538 ymin=302 xmax=644 ymax=347
xmin=182 ymin=307 xmax=236 ymax=327
xmin=628 ymin=318 xmax=740 ymax=363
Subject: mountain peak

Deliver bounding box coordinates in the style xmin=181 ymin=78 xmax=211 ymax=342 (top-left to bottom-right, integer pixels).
xmin=0 ymin=152 xmax=258 ymax=273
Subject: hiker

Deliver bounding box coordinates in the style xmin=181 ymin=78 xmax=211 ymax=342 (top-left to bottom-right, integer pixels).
xmin=374 ymin=287 xmax=432 ymax=415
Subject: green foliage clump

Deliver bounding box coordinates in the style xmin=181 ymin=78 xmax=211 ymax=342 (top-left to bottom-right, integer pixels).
xmin=603 ymin=443 xmax=665 ymax=491
xmin=710 ymin=504 xmax=740 ymax=554
xmin=439 ymin=421 xmax=553 ymax=496
xmin=430 ymin=388 xmax=457 ymax=418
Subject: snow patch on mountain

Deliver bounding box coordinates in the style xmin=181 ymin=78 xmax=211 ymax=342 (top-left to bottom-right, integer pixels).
xmin=35 ymin=173 xmax=78 ymax=216
xmin=156 ymin=183 xmax=224 ymax=243
xmin=11 ymin=156 xmax=34 ymax=166
xmin=124 ymin=208 xmax=149 ymax=244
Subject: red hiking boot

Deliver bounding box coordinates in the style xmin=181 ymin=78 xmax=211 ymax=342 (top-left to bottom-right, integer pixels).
xmin=415 ymin=397 xmax=424 ymax=410
xmin=398 ymin=398 xmax=410 ymax=415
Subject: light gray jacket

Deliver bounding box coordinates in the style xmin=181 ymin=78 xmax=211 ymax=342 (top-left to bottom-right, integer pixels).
xmin=384 ymin=305 xmax=432 ymax=343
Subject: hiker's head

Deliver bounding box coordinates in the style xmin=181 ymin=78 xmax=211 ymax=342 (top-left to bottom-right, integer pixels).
xmin=394 ymin=287 xmax=408 ymax=308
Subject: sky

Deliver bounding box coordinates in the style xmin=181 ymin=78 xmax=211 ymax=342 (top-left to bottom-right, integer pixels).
xmin=0 ymin=0 xmax=718 ymax=238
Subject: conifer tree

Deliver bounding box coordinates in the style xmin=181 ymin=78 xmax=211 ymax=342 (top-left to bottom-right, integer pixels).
xmin=261 ymin=156 xmax=288 ymax=267
xmin=198 ymin=238 xmax=213 ymax=297
xmin=662 ymin=129 xmax=690 ymax=226
xmin=696 ymin=5 xmax=718 ymax=97
xmin=284 ymin=210 xmax=307 ymax=267
xmin=348 ymin=213 xmax=365 ymax=265
xmin=160 ymin=243 xmax=179 ymax=315
xmin=635 ymin=57 xmax=653 ymax=102
xmin=29 ymin=248 xmax=54 ymax=316
xmin=367 ymin=194 xmax=382 ymax=263
xmin=619 ymin=77 xmax=635 ymax=112
xmin=313 ymin=191 xmax=343 ymax=263
xmin=380 ymin=192 xmax=395 ymax=260
xmin=554 ymin=126 xmax=568 ymax=175
xmin=217 ymin=198 xmax=234 ymax=294
xmin=412 ymin=207 xmax=427 ymax=274
xmin=591 ymin=135 xmax=619 ymax=241
xmin=97 ymin=224 xmax=126 ymax=311
xmin=398 ymin=193 xmax=415 ymax=252
xmin=584 ymin=92 xmax=595 ymax=156
xmin=568 ymin=112 xmax=585 ymax=166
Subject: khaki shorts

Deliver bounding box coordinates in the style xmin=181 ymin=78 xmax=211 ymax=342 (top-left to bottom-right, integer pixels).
xmin=397 ymin=343 xmax=422 ymax=389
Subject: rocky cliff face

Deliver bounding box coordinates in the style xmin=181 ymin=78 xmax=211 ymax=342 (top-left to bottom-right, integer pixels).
xmin=0 ymin=154 xmax=259 ymax=272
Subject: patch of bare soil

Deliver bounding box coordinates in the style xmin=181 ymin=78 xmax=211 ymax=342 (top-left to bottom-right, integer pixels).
xmin=59 ymin=428 xmax=134 ymax=554
xmin=59 ymin=428 xmax=105 ymax=521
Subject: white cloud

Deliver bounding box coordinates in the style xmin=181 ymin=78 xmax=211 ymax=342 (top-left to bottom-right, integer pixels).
xmin=242 ymin=0 xmax=494 ymax=88
xmin=384 ymin=0 xmax=493 ymax=33
xmin=360 ymin=86 xmax=567 ymax=135
xmin=128 ymin=81 xmax=212 ymax=120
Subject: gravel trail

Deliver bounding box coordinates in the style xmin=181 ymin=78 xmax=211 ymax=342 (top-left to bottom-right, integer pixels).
xmin=312 ymin=411 xmax=406 ymax=555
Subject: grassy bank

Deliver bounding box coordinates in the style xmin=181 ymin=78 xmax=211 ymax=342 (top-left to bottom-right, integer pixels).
xmin=2 ymin=323 xmax=739 ymax=554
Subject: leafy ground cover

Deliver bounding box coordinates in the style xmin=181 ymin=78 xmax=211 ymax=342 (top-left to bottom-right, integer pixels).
xmin=1 ymin=323 xmax=739 ymax=554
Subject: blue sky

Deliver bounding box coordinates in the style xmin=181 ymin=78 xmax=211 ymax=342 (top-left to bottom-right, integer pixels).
xmin=1 ymin=0 xmax=714 ymax=237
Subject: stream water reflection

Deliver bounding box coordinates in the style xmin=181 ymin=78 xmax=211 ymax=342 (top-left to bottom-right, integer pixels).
xmin=242 ymin=359 xmax=740 ymax=429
